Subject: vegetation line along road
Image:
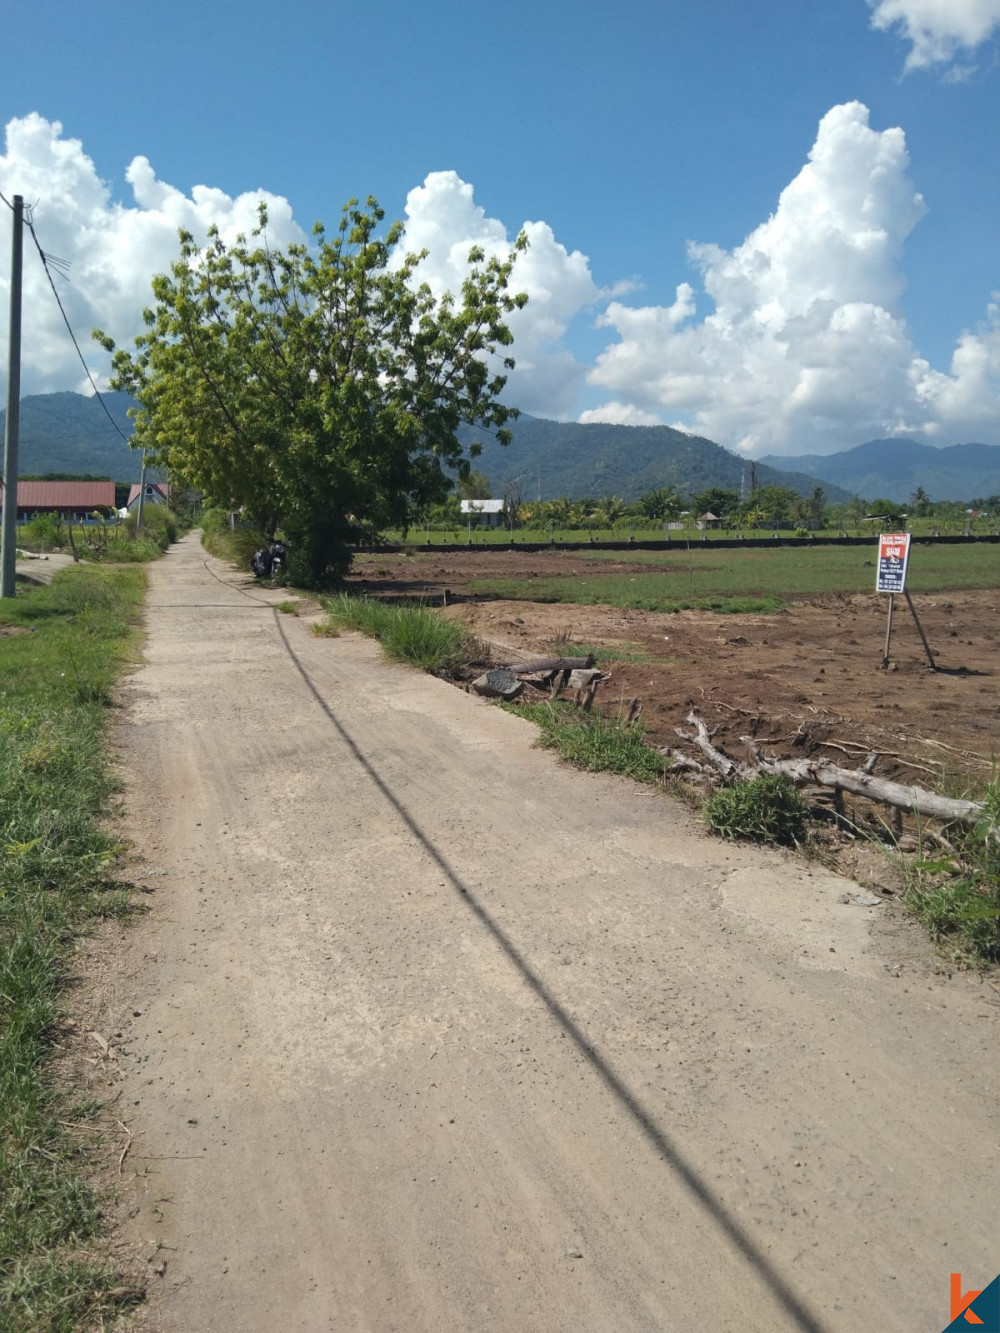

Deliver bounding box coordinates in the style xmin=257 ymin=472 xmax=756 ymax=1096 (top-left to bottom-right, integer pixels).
xmin=0 ymin=565 xmax=145 ymax=1332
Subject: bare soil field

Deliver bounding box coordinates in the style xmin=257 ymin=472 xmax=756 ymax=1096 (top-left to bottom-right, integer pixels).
xmin=350 ymin=548 xmax=999 ymax=878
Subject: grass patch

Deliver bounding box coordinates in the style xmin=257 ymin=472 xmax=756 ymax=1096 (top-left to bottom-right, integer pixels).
xmin=472 ymin=542 xmax=1000 ymax=606
xmin=900 ymin=778 xmax=1000 ymax=966
xmin=0 ymin=565 xmax=146 ymax=1330
xmin=275 ymin=601 xmax=301 ymax=616
xmin=704 ymin=774 xmax=811 ymax=847
xmin=504 ymin=700 xmax=669 ymax=785
xmin=321 ymin=594 xmax=475 ymax=675
xmin=474 ymin=577 xmax=784 ymax=614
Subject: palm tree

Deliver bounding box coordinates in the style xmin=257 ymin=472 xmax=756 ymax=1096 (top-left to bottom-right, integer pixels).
xmin=595 ymin=495 xmax=627 ymax=532
xmin=637 ymin=487 xmax=682 ymax=521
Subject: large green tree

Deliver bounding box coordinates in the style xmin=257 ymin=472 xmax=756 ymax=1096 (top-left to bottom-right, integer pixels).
xmin=96 ymin=198 xmax=528 ymax=583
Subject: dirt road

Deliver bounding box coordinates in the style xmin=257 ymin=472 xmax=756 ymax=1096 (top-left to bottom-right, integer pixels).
xmin=104 ymin=534 xmax=997 ymax=1332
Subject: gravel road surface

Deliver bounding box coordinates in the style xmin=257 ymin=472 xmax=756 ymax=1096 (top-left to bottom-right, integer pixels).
xmin=106 ymin=534 xmax=997 ymax=1332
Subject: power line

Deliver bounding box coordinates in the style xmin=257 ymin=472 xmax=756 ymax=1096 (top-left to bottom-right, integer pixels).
xmin=0 ymin=188 xmax=132 ymax=444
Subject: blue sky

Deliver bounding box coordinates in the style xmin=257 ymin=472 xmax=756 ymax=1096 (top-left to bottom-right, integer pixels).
xmin=0 ymin=0 xmax=998 ymax=455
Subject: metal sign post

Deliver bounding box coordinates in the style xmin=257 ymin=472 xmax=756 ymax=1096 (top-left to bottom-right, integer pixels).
xmin=876 ymin=532 xmax=935 ymax=670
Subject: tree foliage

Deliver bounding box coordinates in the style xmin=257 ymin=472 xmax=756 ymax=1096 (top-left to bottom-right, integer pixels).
xmin=96 ymin=198 xmax=527 ymax=582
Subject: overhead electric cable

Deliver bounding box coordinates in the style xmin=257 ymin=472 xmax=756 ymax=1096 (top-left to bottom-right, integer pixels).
xmin=1 ymin=189 xmax=131 ymax=443
xmin=23 ymin=216 xmax=131 ymax=443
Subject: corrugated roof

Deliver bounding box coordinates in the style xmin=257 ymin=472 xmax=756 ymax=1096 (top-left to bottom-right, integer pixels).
xmin=0 ymin=480 xmax=117 ymax=508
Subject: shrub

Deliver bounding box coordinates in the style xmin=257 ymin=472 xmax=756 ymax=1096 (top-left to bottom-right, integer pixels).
xmin=704 ymin=774 xmax=809 ymax=847
xmin=123 ymin=502 xmax=177 ymax=549
xmin=17 ymin=514 xmax=66 ymax=552
xmin=201 ymin=507 xmax=267 ymax=568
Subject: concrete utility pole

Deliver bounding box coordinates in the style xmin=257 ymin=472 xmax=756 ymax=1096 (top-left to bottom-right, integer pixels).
xmin=0 ymin=194 xmax=24 ymax=599
xmin=135 ymin=451 xmax=147 ymax=534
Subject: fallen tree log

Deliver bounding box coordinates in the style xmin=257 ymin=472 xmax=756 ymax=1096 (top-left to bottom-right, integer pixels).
xmin=740 ymin=736 xmax=995 ymax=839
xmin=504 ymin=655 xmax=595 ymax=674
xmin=674 ymin=711 xmax=996 ymax=842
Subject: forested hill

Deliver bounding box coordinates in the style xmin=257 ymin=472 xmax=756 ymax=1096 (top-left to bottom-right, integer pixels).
xmin=758 ymin=438 xmax=1000 ymax=503
xmin=460 ymin=415 xmax=851 ymax=502
xmin=5 ymin=391 xmax=856 ymax=502
xmin=0 ymin=391 xmax=140 ymax=480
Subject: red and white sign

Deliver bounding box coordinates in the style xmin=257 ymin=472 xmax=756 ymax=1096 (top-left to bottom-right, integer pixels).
xmin=876 ymin=532 xmax=911 ymax=593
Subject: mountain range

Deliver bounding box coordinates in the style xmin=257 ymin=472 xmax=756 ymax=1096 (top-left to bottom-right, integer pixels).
xmin=458 ymin=415 xmax=852 ymax=502
xmin=1 ymin=391 xmax=142 ymax=480
xmin=3 ymin=392 xmax=998 ymax=505
xmin=759 ymin=439 xmax=1000 ymax=504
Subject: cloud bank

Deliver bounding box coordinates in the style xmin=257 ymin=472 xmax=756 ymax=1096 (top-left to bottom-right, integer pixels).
xmin=868 ymin=0 xmax=1000 ymax=71
xmin=0 ymin=113 xmax=305 ymax=398
xmin=586 ymin=102 xmax=1000 ymax=454
xmin=0 ymin=109 xmax=998 ymax=457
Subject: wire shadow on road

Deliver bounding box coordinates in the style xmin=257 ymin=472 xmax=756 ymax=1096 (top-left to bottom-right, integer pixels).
xmin=273 ymin=611 xmax=826 ymax=1333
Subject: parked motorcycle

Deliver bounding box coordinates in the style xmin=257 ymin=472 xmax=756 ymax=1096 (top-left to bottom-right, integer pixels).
xmin=250 ymin=539 xmax=287 ymax=581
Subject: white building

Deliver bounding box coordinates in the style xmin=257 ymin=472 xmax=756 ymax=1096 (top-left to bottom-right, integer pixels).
xmin=460 ymin=499 xmax=505 ymax=527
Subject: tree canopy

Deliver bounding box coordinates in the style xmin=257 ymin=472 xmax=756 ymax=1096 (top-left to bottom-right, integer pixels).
xmin=95 ymin=198 xmax=528 ymax=582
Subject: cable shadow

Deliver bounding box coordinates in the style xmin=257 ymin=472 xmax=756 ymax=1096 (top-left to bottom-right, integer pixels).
xmin=272 ymin=611 xmax=826 ymax=1332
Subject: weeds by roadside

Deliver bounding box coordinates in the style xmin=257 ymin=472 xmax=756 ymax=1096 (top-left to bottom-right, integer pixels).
xmin=0 ymin=566 xmax=145 ymax=1331
xmin=18 ymin=503 xmax=185 ymax=565
xmin=703 ymin=774 xmax=810 ymax=847
xmin=503 ymin=700 xmax=670 ymax=785
xmin=897 ymin=777 xmax=1000 ymax=966
xmin=200 ymin=506 xmax=265 ymax=569
xmin=320 ymin=594 xmax=475 ymax=675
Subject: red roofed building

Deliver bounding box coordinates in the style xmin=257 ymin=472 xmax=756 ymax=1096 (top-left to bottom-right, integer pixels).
xmin=126 ymin=480 xmax=170 ymax=512
xmin=0 ymin=480 xmax=116 ymax=522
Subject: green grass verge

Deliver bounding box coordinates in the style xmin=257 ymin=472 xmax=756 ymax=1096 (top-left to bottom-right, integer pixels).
xmin=321 ymin=594 xmax=475 ymax=675
xmin=503 ymin=700 xmax=669 ymax=785
xmin=900 ymin=779 xmax=1000 ymax=966
xmin=0 ymin=566 xmax=146 ymax=1331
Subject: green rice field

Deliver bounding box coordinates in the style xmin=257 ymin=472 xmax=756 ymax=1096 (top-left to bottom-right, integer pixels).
xmin=469 ymin=541 xmax=1000 ymax=611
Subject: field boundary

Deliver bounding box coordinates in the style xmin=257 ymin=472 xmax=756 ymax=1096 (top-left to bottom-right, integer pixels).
xmin=359 ymin=533 xmax=1000 ymax=555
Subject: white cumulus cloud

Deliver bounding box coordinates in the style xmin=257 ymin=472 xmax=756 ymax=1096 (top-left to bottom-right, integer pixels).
xmin=397 ymin=170 xmax=600 ymax=418
xmin=868 ymin=0 xmax=1000 ymax=71
xmin=578 ymin=401 xmax=663 ymax=427
xmin=1 ymin=109 xmax=998 ymax=458
xmin=0 ymin=113 xmax=305 ymax=397
xmin=588 ymin=101 xmax=1000 ymax=454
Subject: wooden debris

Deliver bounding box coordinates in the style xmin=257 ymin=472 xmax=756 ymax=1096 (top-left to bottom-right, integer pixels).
xmin=672 ymin=710 xmax=997 ymax=844
xmin=505 ymin=655 xmax=595 ymax=674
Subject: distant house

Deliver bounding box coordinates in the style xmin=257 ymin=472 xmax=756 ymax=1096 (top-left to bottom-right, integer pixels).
xmin=696 ymin=511 xmax=723 ymax=529
xmin=126 ymin=481 xmax=170 ymax=512
xmin=0 ymin=479 xmax=116 ymax=524
xmin=460 ymin=498 xmax=505 ymax=528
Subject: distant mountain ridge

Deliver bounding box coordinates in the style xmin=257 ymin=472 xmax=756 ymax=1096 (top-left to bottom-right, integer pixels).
xmin=759 ymin=439 xmax=1000 ymax=503
xmin=4 ymin=391 xmax=866 ymax=503
xmin=0 ymin=391 xmax=141 ymax=481
xmin=459 ymin=415 xmax=852 ymax=502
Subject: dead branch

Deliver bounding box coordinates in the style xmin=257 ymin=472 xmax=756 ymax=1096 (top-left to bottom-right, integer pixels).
xmin=739 ymin=734 xmax=996 ymax=840
xmin=506 ymin=655 xmax=595 ymax=674
xmin=675 ymin=711 xmax=751 ymax=781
